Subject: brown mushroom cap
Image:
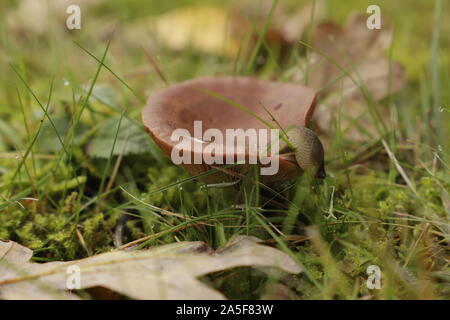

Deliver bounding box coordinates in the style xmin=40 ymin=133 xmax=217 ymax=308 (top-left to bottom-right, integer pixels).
xmin=142 ymin=76 xmax=316 ymax=183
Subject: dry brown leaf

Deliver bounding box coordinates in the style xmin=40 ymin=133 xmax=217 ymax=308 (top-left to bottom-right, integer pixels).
xmin=276 ymin=0 xmax=326 ymax=44
xmin=0 ymin=236 xmax=301 ymax=300
xmin=303 ymin=14 xmax=401 ymax=91
xmin=231 ymin=0 xmax=325 ymax=52
xmin=293 ymin=13 xmax=406 ymax=140
xmin=260 ymin=282 xmax=298 ymax=300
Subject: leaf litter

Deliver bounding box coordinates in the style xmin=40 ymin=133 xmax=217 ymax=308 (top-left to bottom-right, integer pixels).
xmin=0 ymin=236 xmax=301 ymax=300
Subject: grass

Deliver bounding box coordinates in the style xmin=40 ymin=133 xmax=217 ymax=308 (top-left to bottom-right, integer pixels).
xmin=0 ymin=0 xmax=449 ymax=299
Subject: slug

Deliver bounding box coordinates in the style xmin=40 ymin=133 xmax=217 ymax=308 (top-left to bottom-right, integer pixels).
xmin=281 ymin=125 xmax=326 ymax=179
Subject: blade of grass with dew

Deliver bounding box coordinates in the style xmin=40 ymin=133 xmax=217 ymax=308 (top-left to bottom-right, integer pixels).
xmin=98 ymin=110 xmax=126 ymax=196
xmin=74 ymin=41 xmax=146 ymax=104
xmin=9 ymin=71 xmax=72 ymax=159
xmin=7 ymin=77 xmax=56 ymax=192
xmin=302 ymin=0 xmax=317 ymax=85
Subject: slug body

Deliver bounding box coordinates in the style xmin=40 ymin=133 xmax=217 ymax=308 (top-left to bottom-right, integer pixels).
xmin=282 ymin=126 xmax=326 ymax=179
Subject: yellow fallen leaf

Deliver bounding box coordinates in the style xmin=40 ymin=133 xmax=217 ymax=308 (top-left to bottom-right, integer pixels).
xmin=150 ymin=1 xmax=325 ymax=57
xmin=154 ymin=6 xmax=240 ymax=56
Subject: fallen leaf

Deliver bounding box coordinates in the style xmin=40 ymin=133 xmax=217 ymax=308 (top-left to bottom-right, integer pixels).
xmin=260 ymin=282 xmax=298 ymax=300
xmin=294 ymin=13 xmax=406 ymax=140
xmin=0 ymin=236 xmax=301 ymax=300
xmin=145 ymin=1 xmax=324 ymax=57
xmin=304 ymin=13 xmax=405 ymax=95
xmin=153 ymin=6 xmax=240 ymax=56
xmin=231 ymin=0 xmax=325 ymax=55
xmin=274 ymin=0 xmax=326 ymax=44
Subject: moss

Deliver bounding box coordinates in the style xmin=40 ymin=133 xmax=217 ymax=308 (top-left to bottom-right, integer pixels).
xmin=126 ymin=219 xmax=146 ymax=239
xmin=15 ymin=222 xmax=45 ymax=249
xmin=139 ymin=165 xmax=208 ymax=237
xmin=0 ymin=199 xmax=121 ymax=260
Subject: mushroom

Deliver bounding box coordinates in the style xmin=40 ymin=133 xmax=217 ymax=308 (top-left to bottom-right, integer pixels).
xmin=142 ymin=76 xmax=322 ymax=183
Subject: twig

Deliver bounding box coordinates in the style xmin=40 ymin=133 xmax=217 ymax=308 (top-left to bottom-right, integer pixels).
xmin=119 ymin=225 xmax=192 ymax=250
